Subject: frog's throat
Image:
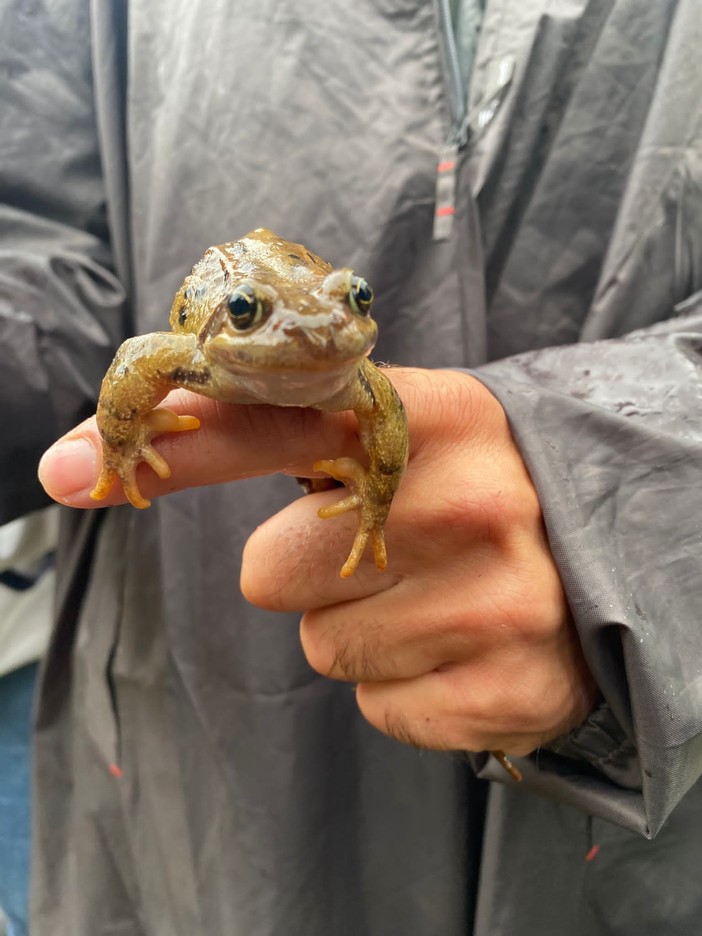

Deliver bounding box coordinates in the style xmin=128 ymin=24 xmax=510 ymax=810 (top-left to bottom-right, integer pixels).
xmin=207 ymin=358 xmax=367 ymax=408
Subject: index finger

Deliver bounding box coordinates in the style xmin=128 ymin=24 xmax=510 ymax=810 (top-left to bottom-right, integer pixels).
xmin=36 ymin=369 xmax=489 ymax=509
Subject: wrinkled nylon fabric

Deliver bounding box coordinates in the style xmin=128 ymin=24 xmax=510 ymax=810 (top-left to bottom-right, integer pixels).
xmin=0 ymin=0 xmax=701 ymax=933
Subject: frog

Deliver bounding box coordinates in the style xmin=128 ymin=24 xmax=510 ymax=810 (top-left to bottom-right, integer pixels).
xmin=89 ymin=227 xmax=409 ymax=579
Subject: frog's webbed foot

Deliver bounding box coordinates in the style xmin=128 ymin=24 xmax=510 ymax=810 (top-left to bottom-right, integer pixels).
xmin=90 ymin=407 xmax=200 ymax=508
xmin=313 ymin=457 xmax=389 ymax=578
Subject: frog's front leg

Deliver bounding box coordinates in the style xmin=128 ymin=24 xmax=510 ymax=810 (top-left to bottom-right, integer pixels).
xmin=316 ymin=359 xmax=409 ymax=578
xmin=90 ymin=333 xmax=209 ymax=508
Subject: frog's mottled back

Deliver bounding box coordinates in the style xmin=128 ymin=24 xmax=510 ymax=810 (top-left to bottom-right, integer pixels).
xmin=170 ymin=229 xmax=336 ymax=335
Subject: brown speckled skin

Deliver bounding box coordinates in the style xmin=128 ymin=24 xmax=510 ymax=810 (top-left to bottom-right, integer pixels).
xmin=91 ymin=228 xmax=409 ymax=577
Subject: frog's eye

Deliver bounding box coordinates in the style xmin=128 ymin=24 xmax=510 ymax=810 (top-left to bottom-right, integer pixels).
xmin=227 ymin=284 xmax=264 ymax=330
xmin=348 ymin=275 xmax=374 ymax=317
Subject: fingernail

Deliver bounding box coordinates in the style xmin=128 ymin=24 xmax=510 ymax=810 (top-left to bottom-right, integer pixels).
xmin=38 ymin=437 xmax=98 ymax=501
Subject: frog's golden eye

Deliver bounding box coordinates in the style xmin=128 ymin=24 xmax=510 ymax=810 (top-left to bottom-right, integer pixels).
xmin=348 ymin=275 xmax=374 ymax=317
xmin=227 ymin=284 xmax=264 ymax=330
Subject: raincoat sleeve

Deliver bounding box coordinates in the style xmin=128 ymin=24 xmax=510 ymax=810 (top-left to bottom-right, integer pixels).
xmin=0 ymin=0 xmax=126 ymax=526
xmin=472 ymin=292 xmax=702 ymax=838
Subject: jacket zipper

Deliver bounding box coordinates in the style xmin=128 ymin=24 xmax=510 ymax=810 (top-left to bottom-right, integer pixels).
xmin=433 ymin=0 xmax=470 ymax=239
xmin=433 ymin=1 xmax=515 ymax=239
xmin=436 ymin=0 xmax=471 ymax=146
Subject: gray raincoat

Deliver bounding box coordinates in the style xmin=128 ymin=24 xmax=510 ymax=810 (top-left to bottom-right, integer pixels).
xmin=2 ymin=0 xmax=702 ymax=933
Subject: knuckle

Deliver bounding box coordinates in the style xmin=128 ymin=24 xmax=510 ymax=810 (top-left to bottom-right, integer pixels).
xmin=299 ymin=613 xmax=335 ymax=676
xmin=365 ymin=702 xmax=456 ymax=752
xmin=300 ymin=614 xmax=387 ymax=682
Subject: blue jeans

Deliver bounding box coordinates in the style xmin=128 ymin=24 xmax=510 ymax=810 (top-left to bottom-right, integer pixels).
xmin=0 ymin=663 xmax=38 ymax=936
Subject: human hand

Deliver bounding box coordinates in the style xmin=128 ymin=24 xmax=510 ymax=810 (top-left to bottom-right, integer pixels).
xmin=38 ymin=368 xmax=598 ymax=757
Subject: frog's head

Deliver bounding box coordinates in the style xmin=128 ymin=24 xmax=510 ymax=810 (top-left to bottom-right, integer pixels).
xmin=170 ymin=230 xmax=378 ymax=391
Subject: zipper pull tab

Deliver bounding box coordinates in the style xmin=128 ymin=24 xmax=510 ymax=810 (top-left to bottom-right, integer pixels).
xmin=432 ymin=141 xmax=460 ymax=242
xmin=432 ymin=54 xmax=516 ymax=242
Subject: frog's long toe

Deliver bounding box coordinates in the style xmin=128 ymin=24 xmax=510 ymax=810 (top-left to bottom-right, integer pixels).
xmin=340 ymin=527 xmax=370 ymax=578
xmin=144 ymin=407 xmax=201 ymax=435
xmin=90 ymin=467 xmax=118 ymax=503
xmin=141 ymin=445 xmax=172 ymax=480
xmin=120 ymin=466 xmax=152 ymax=510
xmin=317 ymin=493 xmax=361 ymax=519
xmin=371 ymin=529 xmax=387 ymax=571
xmin=140 ymin=407 xmax=200 ymax=488
xmin=313 ymin=457 xmax=365 ymax=486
